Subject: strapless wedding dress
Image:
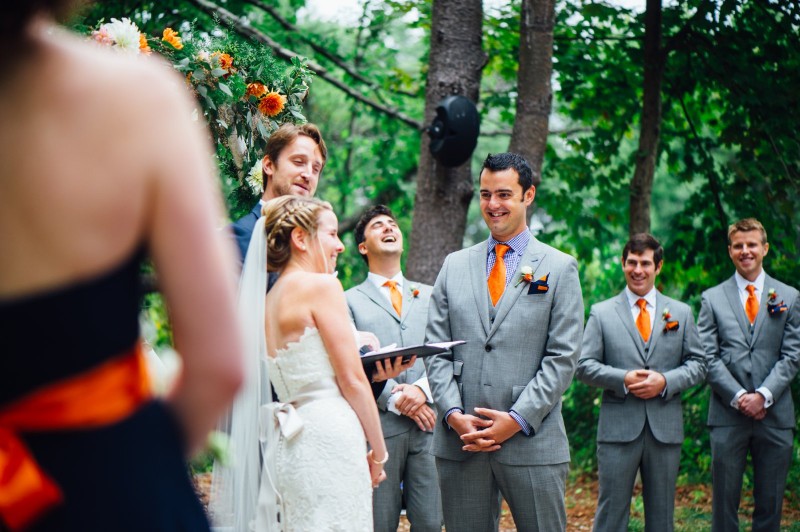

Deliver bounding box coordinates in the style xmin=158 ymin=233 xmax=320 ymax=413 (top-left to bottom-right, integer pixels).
xmin=258 ymin=327 xmax=372 ymax=531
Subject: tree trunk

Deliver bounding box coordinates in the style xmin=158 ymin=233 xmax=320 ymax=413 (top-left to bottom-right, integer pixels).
xmin=508 ymin=0 xmax=555 ymax=188
xmin=406 ymin=0 xmax=484 ymax=284
xmin=629 ymin=0 xmax=664 ymax=236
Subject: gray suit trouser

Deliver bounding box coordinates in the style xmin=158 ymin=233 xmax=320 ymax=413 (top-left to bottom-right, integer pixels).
xmin=435 ymin=454 xmax=568 ymax=532
xmin=710 ymin=423 xmax=793 ymax=532
xmin=373 ymin=428 xmax=442 ymax=532
xmin=594 ymin=421 xmax=681 ymax=532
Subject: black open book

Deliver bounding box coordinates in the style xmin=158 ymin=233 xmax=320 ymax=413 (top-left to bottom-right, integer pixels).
xmin=360 ymin=341 xmax=466 ymax=366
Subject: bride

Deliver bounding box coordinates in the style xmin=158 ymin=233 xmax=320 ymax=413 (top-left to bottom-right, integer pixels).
xmin=211 ymin=195 xmax=388 ymax=531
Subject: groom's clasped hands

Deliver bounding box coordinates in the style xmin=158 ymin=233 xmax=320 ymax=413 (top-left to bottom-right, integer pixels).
xmin=451 ymin=408 xmax=522 ymax=452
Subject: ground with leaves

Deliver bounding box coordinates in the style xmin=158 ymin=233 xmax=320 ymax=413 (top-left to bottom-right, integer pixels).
xmin=195 ymin=472 xmax=800 ymax=531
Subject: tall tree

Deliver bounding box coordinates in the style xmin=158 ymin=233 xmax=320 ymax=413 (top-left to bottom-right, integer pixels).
xmin=508 ymin=0 xmax=555 ymax=188
xmin=629 ymin=0 xmax=664 ymax=235
xmin=406 ymin=0 xmax=485 ymax=284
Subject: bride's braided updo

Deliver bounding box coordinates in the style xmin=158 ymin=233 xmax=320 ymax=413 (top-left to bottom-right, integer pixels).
xmin=262 ymin=195 xmax=333 ymax=272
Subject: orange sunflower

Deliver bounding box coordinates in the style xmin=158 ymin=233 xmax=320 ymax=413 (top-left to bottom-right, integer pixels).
xmin=258 ymin=92 xmax=287 ymax=117
xmin=162 ymin=28 xmax=183 ymax=50
xmin=246 ymin=82 xmax=268 ymax=99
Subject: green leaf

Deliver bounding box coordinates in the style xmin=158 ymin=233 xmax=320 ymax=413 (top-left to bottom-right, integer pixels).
xmin=218 ymin=82 xmax=233 ymax=97
xmin=211 ymin=68 xmax=227 ymax=78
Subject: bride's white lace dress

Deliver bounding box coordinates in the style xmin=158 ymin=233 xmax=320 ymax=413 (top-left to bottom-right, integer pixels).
xmin=263 ymin=327 xmax=372 ymax=531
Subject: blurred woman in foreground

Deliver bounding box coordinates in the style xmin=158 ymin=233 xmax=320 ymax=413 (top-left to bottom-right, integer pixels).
xmin=0 ymin=3 xmax=243 ymax=530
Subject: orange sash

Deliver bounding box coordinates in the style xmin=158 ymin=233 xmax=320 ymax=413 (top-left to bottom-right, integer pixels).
xmin=0 ymin=343 xmax=151 ymax=531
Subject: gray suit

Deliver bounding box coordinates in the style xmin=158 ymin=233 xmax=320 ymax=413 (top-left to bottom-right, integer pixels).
xmin=699 ymin=274 xmax=800 ymax=532
xmin=425 ymin=234 xmax=583 ymax=532
xmin=346 ymin=279 xmax=442 ymax=532
xmin=576 ymin=291 xmax=707 ymax=532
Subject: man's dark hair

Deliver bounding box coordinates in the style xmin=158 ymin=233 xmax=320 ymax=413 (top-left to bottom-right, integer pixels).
xmin=622 ymin=233 xmax=664 ymax=265
xmin=481 ymin=153 xmax=534 ymax=192
xmin=354 ymin=205 xmax=396 ymax=264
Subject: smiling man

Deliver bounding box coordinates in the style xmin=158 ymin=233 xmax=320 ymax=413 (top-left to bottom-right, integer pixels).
xmin=699 ymin=218 xmax=800 ymax=532
xmin=345 ymin=205 xmax=442 ymax=532
xmin=231 ymin=123 xmax=326 ymax=262
xmin=576 ymin=233 xmax=707 ymax=532
xmin=424 ymin=152 xmax=584 ymax=531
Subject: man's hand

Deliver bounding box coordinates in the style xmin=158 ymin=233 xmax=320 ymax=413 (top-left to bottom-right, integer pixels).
xmin=447 ymin=411 xmax=496 ymax=452
xmin=459 ymin=408 xmax=521 ymax=452
xmin=738 ymin=392 xmax=766 ymax=418
xmin=625 ymin=369 xmax=666 ymax=399
xmin=392 ymin=383 xmax=427 ymax=416
xmin=371 ymin=356 xmax=417 ymax=383
xmin=409 ymin=404 xmax=436 ymax=432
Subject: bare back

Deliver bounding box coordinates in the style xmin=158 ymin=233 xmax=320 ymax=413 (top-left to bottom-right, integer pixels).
xmin=0 ymin=21 xmax=215 ymax=298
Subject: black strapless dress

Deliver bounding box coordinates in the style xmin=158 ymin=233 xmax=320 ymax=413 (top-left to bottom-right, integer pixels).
xmin=0 ymin=250 xmax=210 ymax=531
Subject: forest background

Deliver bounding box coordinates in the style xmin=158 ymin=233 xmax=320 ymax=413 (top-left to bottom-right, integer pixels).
xmin=75 ymin=0 xmax=800 ymax=497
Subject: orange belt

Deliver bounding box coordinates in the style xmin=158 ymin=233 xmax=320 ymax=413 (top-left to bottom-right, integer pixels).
xmin=0 ymin=343 xmax=151 ymax=531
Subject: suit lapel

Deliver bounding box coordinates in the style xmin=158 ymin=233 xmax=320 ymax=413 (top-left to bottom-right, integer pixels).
xmin=723 ymin=277 xmax=752 ymax=342
xmin=487 ymin=238 xmax=545 ymax=341
xmin=469 ymin=244 xmax=491 ymax=336
xmin=646 ymin=292 xmax=666 ymax=359
xmin=357 ymin=281 xmax=400 ymax=323
xmin=751 ymin=274 xmax=773 ymax=344
xmin=400 ymin=282 xmax=417 ymax=324
xmin=615 ymin=293 xmax=647 ymax=362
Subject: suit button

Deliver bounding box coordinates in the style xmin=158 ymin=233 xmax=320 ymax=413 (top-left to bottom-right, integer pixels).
xmin=485 ymin=345 xmax=492 ymax=352
xmin=644 ymin=365 xmax=650 ymax=370
xmin=401 ymin=324 xmax=407 ymax=330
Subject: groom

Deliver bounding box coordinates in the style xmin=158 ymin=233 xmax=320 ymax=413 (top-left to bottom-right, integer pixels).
xmin=425 ymin=153 xmax=584 ymax=531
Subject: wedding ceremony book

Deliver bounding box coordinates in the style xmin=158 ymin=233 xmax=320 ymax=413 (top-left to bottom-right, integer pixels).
xmin=360 ymin=341 xmax=466 ymax=365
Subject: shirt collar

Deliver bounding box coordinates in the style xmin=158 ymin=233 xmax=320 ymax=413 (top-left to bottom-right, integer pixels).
xmin=488 ymin=228 xmax=531 ymax=256
xmin=734 ymin=269 xmax=765 ymax=293
xmin=367 ymin=271 xmax=404 ymax=291
xmin=625 ymin=286 xmax=657 ymax=309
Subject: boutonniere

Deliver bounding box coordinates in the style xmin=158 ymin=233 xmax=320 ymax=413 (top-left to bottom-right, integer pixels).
xmin=410 ymin=285 xmax=420 ymax=298
xmin=767 ymin=288 xmax=789 ymax=316
xmin=662 ymin=307 xmax=679 ymax=332
xmin=527 ymin=272 xmax=550 ymax=295
xmin=515 ymin=266 xmax=534 ymax=287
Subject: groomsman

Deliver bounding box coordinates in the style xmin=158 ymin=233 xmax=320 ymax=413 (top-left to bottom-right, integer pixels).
xmin=346 ymin=205 xmax=442 ymax=532
xmin=576 ymin=233 xmax=707 ymax=532
xmin=425 ymin=153 xmax=584 ymax=531
xmin=699 ymin=218 xmax=800 ymax=532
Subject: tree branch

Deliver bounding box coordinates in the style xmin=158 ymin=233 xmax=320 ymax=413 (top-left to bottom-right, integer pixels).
xmin=243 ymin=0 xmax=419 ymax=98
xmin=187 ymin=0 xmax=423 ymax=130
xmin=481 ymin=126 xmax=590 ymax=137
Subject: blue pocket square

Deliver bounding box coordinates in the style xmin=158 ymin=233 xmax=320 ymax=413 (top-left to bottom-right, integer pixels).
xmin=527 ymin=273 xmax=550 ymax=295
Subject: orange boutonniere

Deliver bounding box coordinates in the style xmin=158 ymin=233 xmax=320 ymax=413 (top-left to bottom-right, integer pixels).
xmin=410 ymin=285 xmax=420 ymax=298
xmin=515 ymin=266 xmax=534 ymax=287
xmin=662 ymin=308 xmax=679 ymax=332
xmin=767 ymin=288 xmax=789 ymax=316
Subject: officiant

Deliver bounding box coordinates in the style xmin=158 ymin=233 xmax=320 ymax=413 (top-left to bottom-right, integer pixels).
xmin=346 ymin=205 xmax=443 ymax=532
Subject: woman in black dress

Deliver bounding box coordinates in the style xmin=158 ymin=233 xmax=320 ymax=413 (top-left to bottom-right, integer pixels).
xmin=0 ymin=3 xmax=244 ymax=530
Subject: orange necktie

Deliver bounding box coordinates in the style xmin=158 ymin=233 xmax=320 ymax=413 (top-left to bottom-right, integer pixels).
xmin=636 ymin=298 xmax=651 ymax=342
xmin=488 ymin=244 xmax=510 ymax=306
xmin=745 ymin=284 xmax=759 ymax=324
xmin=384 ymin=280 xmax=402 ymax=316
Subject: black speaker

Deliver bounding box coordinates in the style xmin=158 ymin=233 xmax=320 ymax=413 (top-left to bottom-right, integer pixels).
xmin=427 ymin=95 xmax=480 ymax=168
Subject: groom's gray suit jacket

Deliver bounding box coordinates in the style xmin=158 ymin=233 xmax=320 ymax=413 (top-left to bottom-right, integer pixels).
xmin=700 ymin=274 xmax=800 ymax=428
xmin=424 ymin=234 xmax=583 ymax=465
xmin=346 ymin=280 xmax=433 ymax=437
xmin=576 ymin=291 xmax=707 ymax=444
